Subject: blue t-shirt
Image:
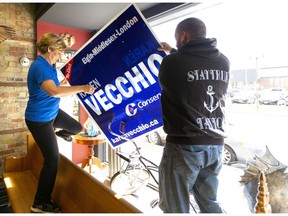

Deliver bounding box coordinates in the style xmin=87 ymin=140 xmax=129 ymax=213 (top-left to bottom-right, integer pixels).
xmin=25 ymin=56 xmax=60 ymax=122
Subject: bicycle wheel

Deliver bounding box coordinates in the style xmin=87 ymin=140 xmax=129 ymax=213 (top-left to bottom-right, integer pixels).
xmin=110 ymin=168 xmax=150 ymax=196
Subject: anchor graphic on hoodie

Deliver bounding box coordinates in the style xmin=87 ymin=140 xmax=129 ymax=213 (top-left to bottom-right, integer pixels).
xmin=204 ymin=85 xmax=219 ymax=113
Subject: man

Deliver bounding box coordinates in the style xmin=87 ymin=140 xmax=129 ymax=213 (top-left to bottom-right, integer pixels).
xmin=157 ymin=17 xmax=230 ymax=213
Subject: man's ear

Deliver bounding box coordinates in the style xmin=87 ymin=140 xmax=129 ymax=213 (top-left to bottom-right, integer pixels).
xmin=182 ymin=31 xmax=190 ymax=43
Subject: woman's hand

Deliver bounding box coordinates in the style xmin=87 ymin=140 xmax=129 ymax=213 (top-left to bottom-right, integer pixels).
xmin=82 ymin=85 xmax=95 ymax=95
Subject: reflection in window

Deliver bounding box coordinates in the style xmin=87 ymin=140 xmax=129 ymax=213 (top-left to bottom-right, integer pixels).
xmin=151 ymin=0 xmax=288 ymax=165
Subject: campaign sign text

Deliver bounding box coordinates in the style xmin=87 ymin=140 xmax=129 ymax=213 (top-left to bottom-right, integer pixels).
xmin=60 ymin=4 xmax=166 ymax=148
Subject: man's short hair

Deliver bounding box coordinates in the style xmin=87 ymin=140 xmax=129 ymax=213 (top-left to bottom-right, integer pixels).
xmin=176 ymin=18 xmax=206 ymax=39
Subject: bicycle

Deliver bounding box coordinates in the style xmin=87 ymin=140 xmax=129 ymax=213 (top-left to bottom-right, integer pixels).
xmin=108 ymin=115 xmax=199 ymax=212
xmin=108 ymin=115 xmax=159 ymax=196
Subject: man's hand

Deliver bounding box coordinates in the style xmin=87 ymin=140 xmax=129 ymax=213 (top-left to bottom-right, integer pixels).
xmin=157 ymin=42 xmax=173 ymax=53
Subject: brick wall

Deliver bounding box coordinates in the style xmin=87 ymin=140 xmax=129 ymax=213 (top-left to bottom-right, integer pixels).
xmin=0 ymin=3 xmax=36 ymax=175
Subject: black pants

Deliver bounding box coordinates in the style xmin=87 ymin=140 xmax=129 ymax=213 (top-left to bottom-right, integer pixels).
xmin=25 ymin=109 xmax=82 ymax=205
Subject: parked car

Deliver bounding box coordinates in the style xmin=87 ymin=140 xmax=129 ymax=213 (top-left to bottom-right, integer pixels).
xmin=223 ymin=125 xmax=266 ymax=165
xmin=259 ymin=88 xmax=287 ymax=105
xmin=285 ymin=96 xmax=288 ymax=106
xmin=227 ymin=88 xmax=241 ymax=98
xmin=146 ymin=126 xmax=265 ymax=165
xmin=231 ymin=90 xmax=256 ymax=104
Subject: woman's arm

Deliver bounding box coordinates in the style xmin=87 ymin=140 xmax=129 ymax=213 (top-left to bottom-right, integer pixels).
xmin=41 ymin=80 xmax=94 ymax=97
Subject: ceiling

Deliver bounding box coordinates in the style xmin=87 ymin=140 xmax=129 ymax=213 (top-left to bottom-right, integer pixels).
xmin=37 ymin=3 xmax=189 ymax=32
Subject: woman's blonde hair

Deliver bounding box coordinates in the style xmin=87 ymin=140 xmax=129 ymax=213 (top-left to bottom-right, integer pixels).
xmin=37 ymin=32 xmax=67 ymax=54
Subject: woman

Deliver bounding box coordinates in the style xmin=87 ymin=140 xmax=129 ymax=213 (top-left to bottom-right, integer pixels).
xmin=25 ymin=33 xmax=94 ymax=213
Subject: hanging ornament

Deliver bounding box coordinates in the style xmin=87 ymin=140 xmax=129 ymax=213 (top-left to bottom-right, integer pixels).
xmin=60 ymin=32 xmax=76 ymax=48
xmin=0 ymin=25 xmax=15 ymax=44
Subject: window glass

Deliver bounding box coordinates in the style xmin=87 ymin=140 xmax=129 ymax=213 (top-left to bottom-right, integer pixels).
xmin=149 ymin=0 xmax=288 ymax=165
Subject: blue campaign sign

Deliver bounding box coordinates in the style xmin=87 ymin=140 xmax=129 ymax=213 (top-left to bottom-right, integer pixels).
xmin=60 ymin=4 xmax=166 ymax=148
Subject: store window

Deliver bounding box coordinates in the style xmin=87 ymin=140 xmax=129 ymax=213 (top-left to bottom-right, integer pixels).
xmin=146 ymin=0 xmax=288 ymax=167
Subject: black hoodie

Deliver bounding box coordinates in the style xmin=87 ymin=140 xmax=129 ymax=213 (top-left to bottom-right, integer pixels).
xmin=159 ymin=38 xmax=230 ymax=145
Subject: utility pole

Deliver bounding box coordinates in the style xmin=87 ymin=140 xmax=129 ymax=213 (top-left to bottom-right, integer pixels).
xmin=255 ymin=56 xmax=260 ymax=113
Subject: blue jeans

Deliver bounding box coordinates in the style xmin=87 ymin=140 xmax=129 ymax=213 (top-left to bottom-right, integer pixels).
xmin=158 ymin=143 xmax=224 ymax=213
